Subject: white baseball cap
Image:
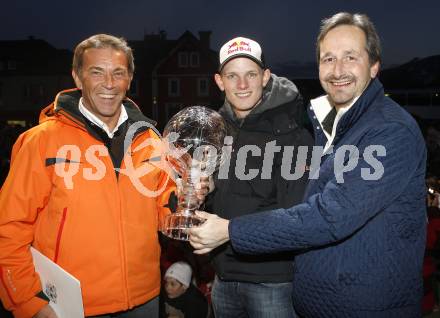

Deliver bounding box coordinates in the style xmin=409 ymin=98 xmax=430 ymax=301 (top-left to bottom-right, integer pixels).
xmin=164 ymin=261 xmax=192 ymax=288
xmin=218 ymin=36 xmax=265 ymax=71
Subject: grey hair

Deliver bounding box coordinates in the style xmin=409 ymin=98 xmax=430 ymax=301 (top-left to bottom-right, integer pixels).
xmin=72 ymin=34 xmax=134 ymax=76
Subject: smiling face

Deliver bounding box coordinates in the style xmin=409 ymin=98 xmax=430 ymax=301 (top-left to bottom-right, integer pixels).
xmin=214 ymin=57 xmax=271 ymax=118
xmin=164 ymin=277 xmax=187 ymax=299
xmin=72 ymin=47 xmax=132 ymax=130
xmin=318 ymin=25 xmax=379 ymax=110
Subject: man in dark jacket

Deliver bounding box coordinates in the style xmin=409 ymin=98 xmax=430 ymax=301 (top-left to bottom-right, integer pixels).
xmin=189 ymin=13 xmax=427 ymax=318
xmin=205 ymin=36 xmax=313 ymax=318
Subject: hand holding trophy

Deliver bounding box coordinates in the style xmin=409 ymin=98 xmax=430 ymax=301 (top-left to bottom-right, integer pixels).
xmin=160 ymin=106 xmax=227 ymax=240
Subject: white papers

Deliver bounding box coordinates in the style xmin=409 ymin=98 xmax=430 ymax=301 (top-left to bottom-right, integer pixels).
xmin=31 ymin=247 xmax=84 ymax=318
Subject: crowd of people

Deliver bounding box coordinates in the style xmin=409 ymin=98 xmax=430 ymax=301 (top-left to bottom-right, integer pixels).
xmin=0 ymin=11 xmax=438 ymax=318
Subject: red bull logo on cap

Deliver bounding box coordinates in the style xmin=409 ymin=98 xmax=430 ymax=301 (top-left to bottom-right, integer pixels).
xmin=219 ymin=37 xmax=263 ymax=69
xmin=227 ymin=39 xmax=252 ymax=56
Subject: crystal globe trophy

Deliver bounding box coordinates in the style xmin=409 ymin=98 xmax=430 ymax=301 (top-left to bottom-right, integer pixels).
xmin=160 ymin=106 xmax=227 ymax=240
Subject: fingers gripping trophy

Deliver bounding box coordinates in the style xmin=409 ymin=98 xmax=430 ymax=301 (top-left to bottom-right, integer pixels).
xmin=160 ymin=106 xmax=227 ymax=240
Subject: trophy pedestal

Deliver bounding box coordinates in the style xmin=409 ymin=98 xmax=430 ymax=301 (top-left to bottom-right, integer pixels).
xmin=161 ymin=212 xmax=206 ymax=241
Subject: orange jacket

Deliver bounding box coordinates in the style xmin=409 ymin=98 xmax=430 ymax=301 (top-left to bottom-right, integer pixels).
xmin=0 ymin=89 xmax=175 ymax=317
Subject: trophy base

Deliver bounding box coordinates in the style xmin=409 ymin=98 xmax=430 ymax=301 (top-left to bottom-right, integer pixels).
xmin=161 ymin=213 xmax=206 ymax=241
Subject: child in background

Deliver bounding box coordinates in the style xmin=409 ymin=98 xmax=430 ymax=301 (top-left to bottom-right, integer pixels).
xmin=160 ymin=261 xmax=208 ymax=318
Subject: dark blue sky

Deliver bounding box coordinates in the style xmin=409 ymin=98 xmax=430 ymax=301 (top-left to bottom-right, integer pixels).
xmin=1 ymin=0 xmax=439 ymax=67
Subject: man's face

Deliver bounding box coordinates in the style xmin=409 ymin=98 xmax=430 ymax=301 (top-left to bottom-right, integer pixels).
xmin=318 ymin=25 xmax=379 ymax=110
xmin=164 ymin=277 xmax=187 ymax=299
xmin=214 ymin=57 xmax=271 ymax=118
xmin=72 ymin=47 xmax=132 ymax=127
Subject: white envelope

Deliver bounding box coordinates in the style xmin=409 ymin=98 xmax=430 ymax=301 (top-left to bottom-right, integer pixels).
xmin=31 ymin=247 xmax=84 ymax=318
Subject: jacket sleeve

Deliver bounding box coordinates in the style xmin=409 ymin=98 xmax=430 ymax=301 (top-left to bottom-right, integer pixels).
xmin=275 ymin=126 xmax=314 ymax=209
xmin=0 ymin=131 xmax=51 ymax=317
xmin=272 ymin=95 xmax=313 ymax=209
xmin=185 ymin=287 xmax=209 ymax=318
xmin=148 ymin=128 xmax=176 ymax=226
xmin=156 ymin=170 xmax=177 ymax=228
xmin=229 ymin=122 xmax=426 ymax=254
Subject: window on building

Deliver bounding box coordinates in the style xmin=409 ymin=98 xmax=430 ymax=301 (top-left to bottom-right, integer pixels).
xmin=432 ymin=92 xmax=440 ymax=106
xmin=152 ymin=96 xmax=159 ymax=121
xmin=39 ymin=84 xmax=45 ymax=97
xmin=129 ymin=78 xmax=139 ymax=96
xmin=23 ymin=84 xmax=31 ymax=97
xmin=165 ymin=103 xmax=183 ymax=122
xmin=168 ymin=78 xmax=180 ymax=97
xmin=408 ymin=93 xmax=430 ymax=106
xmin=197 ymin=78 xmax=209 ymax=97
xmin=7 ymin=60 xmax=17 ymax=70
xmin=388 ymin=93 xmax=407 ymax=106
xmin=7 ymin=120 xmax=26 ymax=127
xmin=178 ymin=52 xmax=188 ymax=68
xmin=0 ymin=82 xmax=3 ymax=107
xmin=190 ymin=52 xmax=200 ymax=67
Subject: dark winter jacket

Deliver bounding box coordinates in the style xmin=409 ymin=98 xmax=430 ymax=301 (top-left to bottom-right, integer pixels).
xmin=160 ymin=284 xmax=208 ymax=318
xmin=210 ymin=74 xmax=314 ymax=283
xmin=229 ymin=78 xmax=427 ymax=317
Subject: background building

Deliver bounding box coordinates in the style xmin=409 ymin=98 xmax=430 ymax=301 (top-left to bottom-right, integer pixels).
xmin=0 ymin=37 xmax=73 ymax=126
xmin=0 ymin=31 xmax=223 ymax=130
xmin=128 ymin=30 xmax=222 ymax=129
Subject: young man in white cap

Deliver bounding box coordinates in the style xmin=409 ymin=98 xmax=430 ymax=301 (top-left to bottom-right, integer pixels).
xmin=161 ymin=261 xmax=208 ymax=318
xmin=203 ymin=37 xmax=313 ymax=318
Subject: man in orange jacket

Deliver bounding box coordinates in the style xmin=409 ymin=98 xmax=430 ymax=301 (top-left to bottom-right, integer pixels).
xmin=0 ymin=34 xmax=178 ymax=318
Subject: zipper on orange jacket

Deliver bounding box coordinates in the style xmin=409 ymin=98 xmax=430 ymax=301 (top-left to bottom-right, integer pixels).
xmin=116 ymin=130 xmax=150 ymax=309
xmin=54 ymin=208 xmax=67 ymax=263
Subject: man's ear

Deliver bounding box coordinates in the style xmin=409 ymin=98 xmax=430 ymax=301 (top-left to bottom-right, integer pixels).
xmin=126 ymin=75 xmax=133 ymax=91
xmin=72 ymin=70 xmax=83 ymax=90
xmin=262 ymin=69 xmax=271 ymax=88
xmin=370 ymin=61 xmax=380 ymax=79
xmin=214 ymin=73 xmax=225 ymax=91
